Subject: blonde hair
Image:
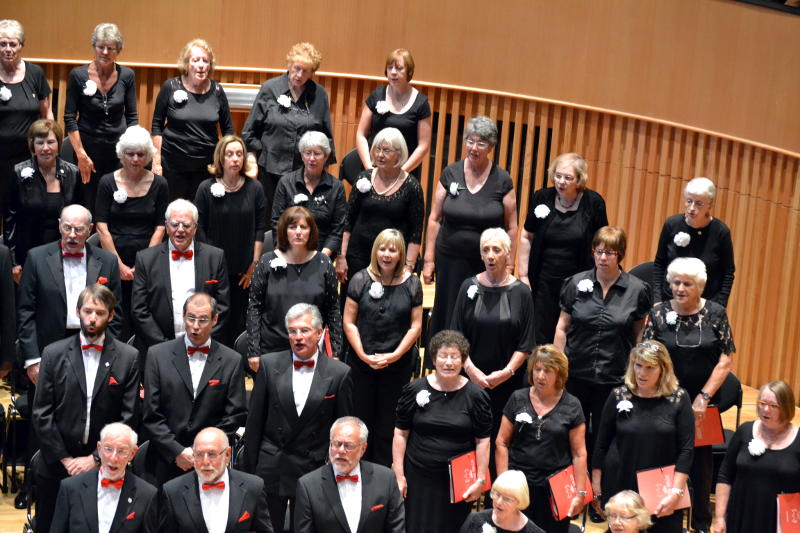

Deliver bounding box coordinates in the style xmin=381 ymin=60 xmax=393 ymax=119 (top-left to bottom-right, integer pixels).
xmin=527 ymin=345 xmax=569 ymax=390
xmin=368 ymin=229 xmax=406 ymax=278
xmin=605 ymin=490 xmax=653 ymax=529
xmin=624 ymin=341 xmax=679 ymax=397
xmin=548 ymin=153 xmax=588 ymax=192
xmin=492 ymin=470 xmax=530 ymax=510
xmin=286 ymin=42 xmax=322 ymax=71
xmin=178 ymin=38 xmax=216 ymax=77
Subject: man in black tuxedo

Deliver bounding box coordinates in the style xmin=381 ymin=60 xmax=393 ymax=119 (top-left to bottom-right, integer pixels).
xmin=0 ymin=243 xmax=15 ymax=378
xmin=51 ymin=422 xmax=158 ymax=533
xmin=242 ymin=303 xmax=353 ymax=533
xmin=295 ymin=417 xmax=405 ymax=533
xmin=32 ymin=283 xmax=140 ymax=533
xmin=161 ymin=426 xmax=273 ymax=533
xmin=143 ymin=292 xmax=246 ymax=486
xmin=132 ymin=198 xmax=229 ymax=349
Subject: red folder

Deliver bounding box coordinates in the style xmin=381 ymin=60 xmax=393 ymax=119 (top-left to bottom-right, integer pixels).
xmin=448 ymin=450 xmax=491 ymax=503
xmin=777 ymin=492 xmax=800 ymax=533
xmin=694 ymin=406 xmax=725 ymax=447
xmin=636 ymin=465 xmax=691 ymax=517
xmin=547 ymin=465 xmax=593 ymax=520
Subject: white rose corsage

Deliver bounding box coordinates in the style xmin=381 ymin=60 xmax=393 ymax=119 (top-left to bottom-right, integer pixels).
xmin=534 ymin=204 xmax=550 ymax=219
xmin=83 ymin=80 xmax=97 ymax=96
xmin=375 ymin=100 xmax=390 ymax=114
xmin=481 ymin=523 xmax=497 ymax=533
xmin=277 ymin=94 xmax=292 ymax=108
xmin=314 ymin=194 xmax=326 ymax=204
xmin=449 ymin=182 xmax=464 ymax=197
xmin=172 ymin=89 xmax=189 ymax=103
xmin=293 ymin=193 xmax=309 ymax=204
xmin=467 ymin=284 xmax=479 ymax=300
xmin=210 ymin=182 xmax=225 ymax=198
xmin=673 ymin=232 xmax=691 ymax=247
xmin=0 ymin=86 xmax=11 ymax=102
xmin=20 ymin=167 xmax=35 ymax=180
xmin=577 ymin=279 xmax=594 ymax=293
xmin=113 ymin=189 xmax=128 ymax=204
xmin=369 ymin=281 xmax=384 ymax=299
xmin=416 ymin=389 xmax=431 ymax=408
xmin=269 ymin=256 xmax=287 ymax=270
xmin=665 ymin=310 xmax=678 ymax=325
xmin=356 ymin=177 xmax=372 ymax=194
xmin=616 ymin=399 xmax=633 ymax=414
xmin=515 ymin=412 xmax=533 ymax=425
xmin=747 ymin=437 xmax=766 ymax=457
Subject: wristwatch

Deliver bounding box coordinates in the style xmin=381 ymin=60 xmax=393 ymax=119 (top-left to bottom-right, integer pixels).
xmin=700 ymin=391 xmax=711 ymax=402
xmin=577 ymin=490 xmax=588 ymax=497
xmin=670 ymin=487 xmax=685 ymax=497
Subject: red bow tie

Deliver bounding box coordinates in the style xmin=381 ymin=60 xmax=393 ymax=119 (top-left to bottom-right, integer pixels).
xmin=293 ymin=360 xmax=315 ymax=370
xmin=171 ymin=249 xmax=193 ymax=261
xmin=101 ymin=477 xmax=124 ymax=489
xmin=82 ymin=343 xmax=103 ymax=352
xmin=187 ymin=345 xmax=209 ymax=355
xmin=202 ymin=481 xmax=225 ymax=490
xmin=62 ymin=251 xmax=84 ymax=258
xmin=336 ymin=474 xmax=359 ymax=483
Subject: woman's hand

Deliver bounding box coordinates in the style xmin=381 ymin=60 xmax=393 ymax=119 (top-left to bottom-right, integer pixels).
xmin=335 ymin=255 xmax=348 ymax=283
xmin=654 ymin=492 xmax=680 ymax=517
xmin=152 ymin=162 xmax=163 ymax=176
xmin=692 ymin=394 xmax=708 ymax=419
xmin=119 ymin=261 xmax=135 ymax=281
xmin=12 ymin=265 xmax=22 ymax=284
xmin=462 ymin=478 xmax=485 ymax=503
xmin=77 ymin=151 xmax=95 ymax=184
xmin=393 ymin=471 xmax=407 ymax=498
xmin=422 ymin=260 xmax=435 ymax=284
xmin=239 ymin=262 xmax=257 ymax=289
xmin=567 ymin=494 xmax=585 ymax=518
xmin=465 ymin=364 xmax=491 ymax=389
xmin=591 ymin=497 xmax=606 ymax=520
xmin=712 ymin=516 xmax=726 ymax=533
xmin=248 ymin=356 xmax=260 ymax=374
xmin=485 ymin=369 xmax=511 ymax=388
xmin=245 ymin=153 xmax=258 ymax=179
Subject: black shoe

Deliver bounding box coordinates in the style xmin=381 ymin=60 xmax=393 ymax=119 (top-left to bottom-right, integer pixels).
xmin=14 ymin=491 xmax=28 ymax=509
xmin=588 ymin=506 xmax=604 ymax=523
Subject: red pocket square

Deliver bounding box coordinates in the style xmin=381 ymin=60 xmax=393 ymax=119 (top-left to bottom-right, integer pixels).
xmin=370 ymin=504 xmax=384 ymax=512
xmin=204 ymin=279 xmax=218 ymax=285
xmin=237 ymin=511 xmax=251 ymax=523
xmin=108 ymin=376 xmax=119 ymax=386
xmin=208 ymin=379 xmax=220 ymax=386
xmin=139 ymin=387 xmax=145 ymax=399
xmin=126 ymin=512 xmax=135 ymax=520
xmin=97 ymin=276 xmax=108 ymax=285
xmin=324 ymin=394 xmax=336 ymax=399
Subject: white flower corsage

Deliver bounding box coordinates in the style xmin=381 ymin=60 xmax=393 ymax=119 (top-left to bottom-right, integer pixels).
xmin=534 ymin=204 xmax=550 ymax=219
xmin=747 ymin=438 xmax=766 ymax=457
xmin=314 ymin=195 xmax=326 ymax=204
xmin=293 ymin=193 xmax=309 ymax=204
xmin=616 ymin=399 xmax=633 ymax=414
xmin=577 ymin=279 xmax=594 ymax=293
xmin=416 ymin=389 xmax=431 ymax=407
xmin=467 ymin=284 xmax=479 ymax=300
xmin=449 ymin=182 xmax=462 ymax=197
xmin=369 ymin=281 xmax=384 ymax=299
xmin=210 ymin=182 xmax=225 ymax=198
xmin=20 ymin=167 xmax=35 ymax=180
xmin=277 ymin=94 xmax=292 ymax=108
xmin=375 ymin=100 xmax=390 ymax=114
xmin=673 ymin=232 xmax=691 ymax=247
xmin=0 ymin=86 xmax=11 ymax=102
xmin=356 ymin=177 xmax=372 ymax=194
xmin=269 ymin=256 xmax=287 ymax=270
xmin=665 ymin=311 xmax=678 ymax=325
xmin=83 ymin=80 xmax=97 ymax=96
xmin=481 ymin=523 xmax=497 ymax=533
xmin=113 ymin=189 xmax=128 ymax=204
xmin=172 ymin=89 xmax=189 ymax=103
xmin=515 ymin=412 xmax=533 ymax=424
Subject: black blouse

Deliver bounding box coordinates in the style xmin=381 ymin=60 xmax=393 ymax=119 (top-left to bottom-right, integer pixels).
xmin=0 ymin=61 xmax=51 ymax=158
xmin=459 ymin=510 xmax=545 ymax=533
xmin=364 ymin=86 xmax=431 ymax=160
xmin=64 ymin=64 xmax=138 ymax=141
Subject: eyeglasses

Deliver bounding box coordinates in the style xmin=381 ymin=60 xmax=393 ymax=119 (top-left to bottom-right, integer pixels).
xmin=101 ymin=445 xmax=131 ymax=457
xmin=684 ymin=197 xmax=707 ymax=208
xmin=607 ymin=513 xmax=637 ymax=522
xmin=490 ymin=490 xmax=517 ymax=505
xmin=465 ymin=139 xmax=490 ymax=149
xmin=185 ymin=315 xmax=212 ymax=325
xmin=302 ymin=150 xmax=326 ymax=159
xmin=330 ymin=440 xmax=360 ymax=452
xmin=60 ymin=224 xmax=89 ymax=235
xmin=95 ymin=44 xmax=119 ymax=53
xmin=374 ymin=147 xmax=398 ymax=156
xmin=758 ymin=400 xmax=780 ymax=410
xmin=593 ymin=249 xmax=619 ymax=257
xmin=554 ymin=172 xmax=577 ymax=183
xmin=123 ymin=151 xmax=147 ymax=159
xmin=288 ymin=327 xmax=315 ymax=337
xmin=167 ymin=221 xmax=196 ymax=230
xmin=193 ymin=448 xmax=227 ymax=460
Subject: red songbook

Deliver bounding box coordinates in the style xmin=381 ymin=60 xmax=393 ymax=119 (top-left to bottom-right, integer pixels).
xmin=777 ymin=492 xmax=800 ymax=533
xmin=636 ymin=465 xmax=691 ymax=517
xmin=694 ymin=406 xmax=725 ymax=447
xmin=448 ymin=450 xmax=491 ymax=503
xmin=547 ymin=465 xmax=593 ymax=520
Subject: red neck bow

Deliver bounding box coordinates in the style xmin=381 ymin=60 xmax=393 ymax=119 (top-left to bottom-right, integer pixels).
xmin=171 ymin=249 xmax=193 ymax=261
xmin=202 ymin=481 xmax=225 ymax=490
xmin=187 ymin=345 xmax=209 ymax=355
xmin=293 ymin=360 xmax=315 ymax=370
xmin=62 ymin=251 xmax=84 ymax=258
xmin=82 ymin=343 xmax=103 ymax=352
xmin=101 ymin=477 xmax=124 ymax=489
xmin=336 ymin=474 xmax=359 ymax=483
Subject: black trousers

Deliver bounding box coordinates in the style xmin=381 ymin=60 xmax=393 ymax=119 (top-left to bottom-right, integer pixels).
xmin=565 ymin=378 xmax=617 ymax=469
xmin=266 ymin=492 xmax=294 ymax=533
xmin=690 ymin=445 xmax=713 ymax=530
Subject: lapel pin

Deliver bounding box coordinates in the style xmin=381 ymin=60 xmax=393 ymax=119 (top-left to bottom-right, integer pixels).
xmin=128 ymin=497 xmax=133 ymax=503
xmin=105 ymin=362 xmax=110 ymax=367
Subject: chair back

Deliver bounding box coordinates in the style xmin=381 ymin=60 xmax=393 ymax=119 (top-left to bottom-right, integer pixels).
xmin=628 ymin=261 xmax=654 ymax=301
xmin=263 ymin=230 xmax=274 ymax=254
xmin=86 ymin=232 xmax=100 ymax=247
xmin=716 ymin=372 xmax=743 ymax=426
xmin=339 ymin=148 xmax=365 ymax=185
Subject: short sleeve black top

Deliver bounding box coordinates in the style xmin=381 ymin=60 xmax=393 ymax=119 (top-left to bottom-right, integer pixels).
xmin=395 ymin=377 xmax=492 ymax=473
xmin=0 ymin=61 xmax=51 ymax=158
xmin=346 ymin=269 xmax=423 ymax=372
xmin=559 ymin=269 xmax=652 ymax=385
xmin=151 ymin=77 xmax=234 ymax=165
xmin=345 ymin=172 xmax=424 ymax=264
xmin=364 ymin=86 xmax=431 ymax=158
xmin=653 ymin=214 xmax=735 ymax=306
xmin=503 ymin=388 xmax=585 ymax=486
xmin=437 ymin=161 xmax=514 ymax=259
xmin=271 ymin=169 xmax=347 ymax=254
xmin=459 ymin=510 xmax=546 ymax=533
xmin=64 ymin=64 xmax=138 ymax=141
xmin=643 ymin=300 xmax=736 ymax=399
xmin=195 ymin=177 xmax=267 ymax=275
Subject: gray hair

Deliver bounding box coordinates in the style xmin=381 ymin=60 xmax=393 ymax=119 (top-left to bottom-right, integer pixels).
xmin=684 ymin=177 xmax=716 ymax=204
xmin=285 ymin=303 xmax=323 ymax=330
xmin=464 ymin=116 xmax=498 ymax=146
xmin=91 ymin=22 xmax=123 ymax=51
xmin=165 ymin=199 xmax=199 ymax=224
xmin=370 ymin=127 xmax=409 ymax=168
xmin=298 ymin=131 xmax=331 ymax=156
xmin=666 ymin=257 xmax=708 ymax=292
xmin=605 ymin=490 xmax=653 ymax=529
xmin=100 ymin=422 xmax=137 ymax=448
xmin=0 ymin=19 xmax=25 ymax=44
xmin=330 ymin=416 xmax=369 ymax=444
xmin=60 ymin=204 xmax=93 ymax=225
xmin=183 ymin=292 xmax=218 ymax=317
xmin=479 ymin=227 xmax=511 ymax=254
xmin=116 ymin=125 xmax=156 ymax=162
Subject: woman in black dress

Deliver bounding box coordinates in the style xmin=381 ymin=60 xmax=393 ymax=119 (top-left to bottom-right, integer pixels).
xmin=460 ymin=470 xmax=546 ymax=533
xmin=0 ymin=20 xmax=53 ymax=212
xmin=152 ymin=38 xmax=233 ymax=202
xmin=4 ymin=120 xmax=78 ymax=283
xmin=246 ymin=206 xmax=341 ymax=372
xmin=452 ymin=227 xmax=535 ymax=436
xmin=518 ymin=152 xmax=608 ymax=345
xmin=343 ymin=229 xmax=422 ymax=466
xmin=424 ymin=116 xmax=518 ymax=340
xmin=653 ymin=177 xmax=735 ymax=307
xmin=643 ymin=257 xmax=735 ymax=532
xmin=714 ymin=380 xmax=800 ymax=533
xmin=195 ymin=135 xmax=266 ymax=344
xmin=95 ymin=125 xmax=168 ymax=338
xmin=393 ymin=330 xmax=492 ymax=533
xmin=271 ymin=131 xmax=346 ymax=257
xmin=355 ymin=48 xmax=432 ymax=178
xmin=64 ymin=23 xmax=138 ymax=209
xmin=592 ymin=341 xmax=694 ymax=533
xmin=495 ymin=345 xmax=587 ymax=533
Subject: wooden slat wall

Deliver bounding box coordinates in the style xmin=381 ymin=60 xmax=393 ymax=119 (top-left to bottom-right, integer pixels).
xmin=38 ymin=61 xmax=800 ymax=394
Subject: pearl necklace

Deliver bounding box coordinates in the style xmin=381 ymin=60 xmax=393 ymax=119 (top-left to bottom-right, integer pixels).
xmin=372 ymin=172 xmax=403 ymax=195
xmin=557 ymin=193 xmax=579 ymax=209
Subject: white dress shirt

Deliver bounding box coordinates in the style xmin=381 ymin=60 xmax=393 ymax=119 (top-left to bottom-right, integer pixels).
xmin=168 ymin=241 xmax=196 ymax=337
xmin=184 ymin=335 xmax=211 ymax=398
xmin=81 ymin=333 xmax=105 ymax=444
xmin=334 ymin=464 xmax=362 ymax=533
xmin=63 ymin=248 xmax=87 ymax=329
xmin=96 ymin=468 xmax=123 ymax=533
xmin=292 ymin=351 xmax=319 ymax=416
xmin=199 ymin=469 xmax=230 ymax=533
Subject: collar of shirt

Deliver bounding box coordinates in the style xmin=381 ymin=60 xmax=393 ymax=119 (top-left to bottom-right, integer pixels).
xmin=199 ymin=469 xmax=230 ymax=533
xmin=80 ymin=332 xmax=106 ymax=354
xmin=291 ymin=168 xmax=332 ymax=192
xmin=97 ymin=468 xmax=124 ymax=533
xmin=333 ymin=463 xmax=362 ymax=533
xmin=62 ymin=246 xmax=87 ymax=260
xmin=168 ymin=240 xmax=196 ymax=261
xmin=332 ymin=463 xmax=361 ymax=483
xmin=184 ymin=335 xmax=212 ymax=357
xmin=291 ymin=351 xmax=319 ymax=372
xmin=277 ymin=72 xmax=317 ymax=101
xmin=590 ymin=267 xmax=630 ymax=290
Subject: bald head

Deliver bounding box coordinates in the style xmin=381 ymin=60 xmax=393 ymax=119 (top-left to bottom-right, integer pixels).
xmin=59 ymin=204 xmax=93 ymax=254
xmin=193 ymin=427 xmax=231 ymax=482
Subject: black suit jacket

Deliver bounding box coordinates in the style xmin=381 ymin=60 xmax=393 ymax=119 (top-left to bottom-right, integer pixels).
xmin=0 ymin=244 xmax=15 ymax=367
xmin=132 ymin=241 xmax=230 ymax=348
xmin=17 ymin=240 xmax=123 ymax=364
xmin=295 ymin=462 xmax=405 ymax=533
xmin=143 ymin=337 xmax=246 ymax=463
xmin=51 ymin=468 xmax=158 ymax=533
xmin=242 ymin=350 xmax=352 ymax=497
xmin=32 ymin=335 xmax=139 ymax=472
xmin=160 ymin=469 xmax=274 ymax=533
